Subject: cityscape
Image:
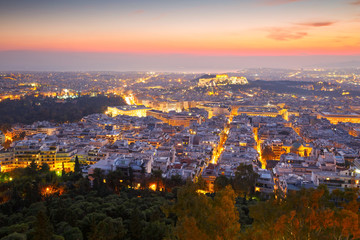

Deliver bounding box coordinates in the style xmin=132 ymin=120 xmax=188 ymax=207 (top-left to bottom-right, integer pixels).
xmin=1 ymin=0 xmax=360 ymax=240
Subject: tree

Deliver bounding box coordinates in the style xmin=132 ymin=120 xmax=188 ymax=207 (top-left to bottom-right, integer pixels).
xmin=1 ymin=232 xmax=27 ymax=240
xmin=63 ymin=227 xmax=83 ymax=240
xmin=244 ymin=187 xmax=360 ymax=240
xmin=0 ymin=95 xmax=126 ymax=125
xmin=129 ymin=208 xmax=143 ymax=240
xmin=74 ymin=156 xmax=81 ymax=174
xmin=142 ymin=221 xmax=168 ymax=240
xmin=26 ymin=160 xmax=38 ymax=176
xmin=0 ymin=223 xmax=29 ymax=239
xmin=209 ymin=185 xmax=241 ymax=239
xmin=111 ymin=218 xmax=126 ymax=240
xmin=81 ymin=212 xmax=107 ymax=239
xmin=232 ymin=164 xmax=259 ymax=198
xmin=23 ymin=182 xmax=41 ymax=205
xmin=10 ymin=186 xmax=22 ymax=206
xmin=32 ymin=211 xmax=53 ymax=240
xmin=39 ymin=163 xmax=50 ymax=173
xmin=151 ymin=170 xmax=163 ymax=191
xmin=214 ymin=175 xmax=231 ymax=192
xmin=106 ymin=169 xmax=125 ymax=193
xmin=195 ymin=176 xmax=207 ymax=191
xmin=175 ymin=216 xmax=208 ymax=240
xmin=128 ymin=167 xmax=134 ymax=189
xmin=170 ymin=183 xmax=240 ymax=240
xmin=261 ymin=146 xmax=275 ymax=161
xmin=75 ymin=178 xmax=91 ymax=195
xmin=165 ymin=174 xmax=184 ymax=191
xmin=89 ymin=217 xmax=118 ymax=240
xmin=90 ymin=168 xmax=105 ymax=191
xmin=62 ymin=162 xmax=66 ymax=177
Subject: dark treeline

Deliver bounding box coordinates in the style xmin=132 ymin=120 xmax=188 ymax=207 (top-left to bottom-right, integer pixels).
xmin=246 ymin=80 xmax=359 ymax=97
xmin=191 ymin=80 xmax=358 ymax=98
xmin=1 ymin=163 xmax=360 ymax=240
xmin=219 ymin=80 xmax=359 ymax=97
xmin=0 ymin=164 xmax=176 ymax=240
xmin=0 ymin=94 xmax=126 ymax=128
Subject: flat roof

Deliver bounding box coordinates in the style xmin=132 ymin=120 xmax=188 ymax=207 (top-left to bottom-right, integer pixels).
xmin=110 ymin=105 xmax=150 ymax=111
xmin=321 ymin=112 xmax=360 ymax=117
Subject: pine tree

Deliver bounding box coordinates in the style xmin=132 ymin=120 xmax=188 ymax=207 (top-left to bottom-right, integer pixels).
xmin=74 ymin=156 xmax=80 ymax=174
xmin=129 ymin=208 xmax=143 ymax=240
xmin=33 ymin=211 xmax=53 ymax=240
xmin=62 ymin=162 xmax=66 ymax=176
xmin=232 ymin=163 xmax=259 ymax=198
xmin=171 ymin=183 xmax=240 ymax=240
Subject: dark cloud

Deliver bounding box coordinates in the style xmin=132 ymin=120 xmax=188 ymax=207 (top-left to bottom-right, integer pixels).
xmin=296 ymin=21 xmax=336 ymax=27
xmin=266 ymin=28 xmax=307 ymax=41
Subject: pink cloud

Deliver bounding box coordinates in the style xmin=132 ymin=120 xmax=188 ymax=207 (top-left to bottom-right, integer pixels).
xmin=266 ymin=28 xmax=308 ymax=41
xmin=296 ymin=21 xmax=336 ymax=27
xmin=350 ymin=0 xmax=360 ymax=5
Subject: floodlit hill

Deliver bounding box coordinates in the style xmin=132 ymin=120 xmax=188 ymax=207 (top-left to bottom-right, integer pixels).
xmin=193 ymin=74 xmax=248 ymax=87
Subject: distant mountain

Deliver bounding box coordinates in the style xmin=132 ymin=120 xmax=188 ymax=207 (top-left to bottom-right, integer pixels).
xmin=307 ymin=60 xmax=360 ymax=69
xmin=1 ymin=51 xmax=359 ymax=72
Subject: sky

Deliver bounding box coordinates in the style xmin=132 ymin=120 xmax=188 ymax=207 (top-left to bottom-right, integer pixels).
xmin=0 ymin=0 xmax=360 ymax=72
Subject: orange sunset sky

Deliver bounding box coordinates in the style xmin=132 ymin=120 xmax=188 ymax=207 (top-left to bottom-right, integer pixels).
xmin=1 ymin=0 xmax=360 ymax=71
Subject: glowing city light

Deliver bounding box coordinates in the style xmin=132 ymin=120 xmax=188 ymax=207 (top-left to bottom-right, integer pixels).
xmin=149 ymin=184 xmax=157 ymax=191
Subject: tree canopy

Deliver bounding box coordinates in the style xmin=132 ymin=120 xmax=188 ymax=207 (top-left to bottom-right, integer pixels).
xmin=1 ymin=164 xmax=360 ymax=240
xmin=0 ymin=94 xmax=126 ymax=126
xmin=262 ymin=146 xmax=276 ymax=161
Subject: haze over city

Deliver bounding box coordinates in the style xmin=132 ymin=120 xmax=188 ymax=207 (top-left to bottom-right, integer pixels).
xmin=1 ymin=0 xmax=360 ymax=71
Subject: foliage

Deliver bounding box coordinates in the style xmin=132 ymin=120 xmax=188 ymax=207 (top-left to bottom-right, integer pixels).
xmin=0 ymin=166 xmax=175 ymax=240
xmin=213 ymin=174 xmax=231 ymax=192
xmin=2 ymin=164 xmax=360 ymax=240
xmin=243 ymin=186 xmax=360 ymax=240
xmin=261 ymin=146 xmax=276 ymax=161
xmin=169 ymin=183 xmax=241 ymax=240
xmin=0 ymin=232 xmax=27 ymax=240
xmin=0 ymin=94 xmax=125 ymax=126
xmin=32 ymin=211 xmax=54 ymax=240
xmin=74 ymin=156 xmax=81 ymax=174
xmin=232 ymin=164 xmax=259 ymax=197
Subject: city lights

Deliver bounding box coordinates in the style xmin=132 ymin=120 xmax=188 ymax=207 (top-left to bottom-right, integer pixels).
xmin=0 ymin=0 xmax=360 ymax=238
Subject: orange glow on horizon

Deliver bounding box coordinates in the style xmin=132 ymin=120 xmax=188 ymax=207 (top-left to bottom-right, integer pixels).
xmin=1 ymin=28 xmax=360 ymax=56
xmin=1 ymin=0 xmax=359 ymax=58
xmin=2 ymin=45 xmax=359 ymax=56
